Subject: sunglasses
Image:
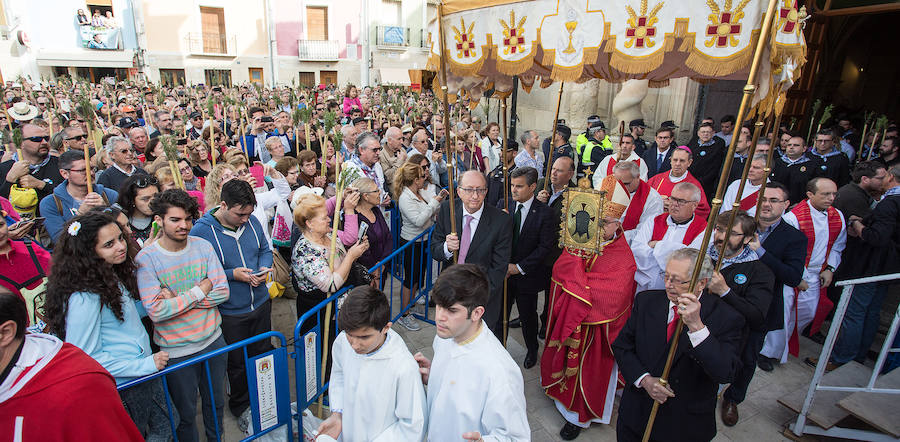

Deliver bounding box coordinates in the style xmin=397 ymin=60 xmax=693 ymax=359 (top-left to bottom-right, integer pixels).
xmin=66 ymin=134 xmax=86 ymax=141
xmin=134 ymin=175 xmax=159 ymax=188
xmin=26 ymin=135 xmax=50 ymax=143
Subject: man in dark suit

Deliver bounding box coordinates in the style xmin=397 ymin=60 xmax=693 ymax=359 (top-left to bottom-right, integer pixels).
xmin=536 ymin=156 xmax=576 ymax=336
xmin=502 ymin=167 xmax=555 ymax=367
xmin=432 ymin=170 xmax=513 ymax=339
xmin=688 ymin=122 xmax=728 ymax=203
xmin=641 ymin=127 xmax=675 ymax=178
xmin=753 ymin=183 xmax=807 ymax=372
xmin=706 ymin=210 xmax=774 ymax=427
xmin=613 ymin=248 xmax=744 ymax=442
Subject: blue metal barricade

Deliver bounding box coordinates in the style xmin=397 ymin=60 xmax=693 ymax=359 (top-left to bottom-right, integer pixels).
xmin=117 ymin=331 xmax=292 ymax=442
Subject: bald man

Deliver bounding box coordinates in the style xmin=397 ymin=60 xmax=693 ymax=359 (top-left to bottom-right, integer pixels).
xmin=379 ymin=126 xmax=407 ymax=188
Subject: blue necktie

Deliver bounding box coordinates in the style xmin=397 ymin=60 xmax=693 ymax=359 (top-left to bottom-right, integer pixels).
xmin=657 ymin=153 xmax=664 ymax=170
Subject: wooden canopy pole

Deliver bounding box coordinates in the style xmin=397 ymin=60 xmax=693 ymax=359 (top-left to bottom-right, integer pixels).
xmin=438 ymin=3 xmax=458 ymax=262
xmin=641 ymin=0 xmax=781 ymax=439
xmin=500 ymin=98 xmax=510 ymax=347
xmin=543 ymin=83 xmax=564 ymax=192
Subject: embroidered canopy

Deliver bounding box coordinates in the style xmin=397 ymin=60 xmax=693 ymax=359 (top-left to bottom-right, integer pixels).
xmin=427 ymin=0 xmax=807 ymax=114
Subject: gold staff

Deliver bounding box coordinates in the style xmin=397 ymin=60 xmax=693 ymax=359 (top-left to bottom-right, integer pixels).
xmin=641 ymin=0 xmax=781 ymax=439
xmin=438 ymin=3 xmax=458 ymax=262
xmin=500 ymin=98 xmax=510 ymax=347
xmin=754 ymin=98 xmax=784 ymax=222
xmin=543 ymin=83 xmax=564 ymax=192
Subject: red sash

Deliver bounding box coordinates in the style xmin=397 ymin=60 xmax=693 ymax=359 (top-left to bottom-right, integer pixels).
xmin=606 ymin=156 xmax=641 ymax=176
xmin=650 ymin=213 xmax=706 ymax=245
xmin=788 ymin=200 xmax=843 ymax=356
xmin=622 ymin=180 xmax=651 ymax=231
xmin=739 ymin=190 xmax=759 ymax=211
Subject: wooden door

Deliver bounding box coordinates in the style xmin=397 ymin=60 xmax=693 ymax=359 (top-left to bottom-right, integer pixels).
xmin=249 ymin=68 xmax=264 ymax=86
xmin=200 ymin=7 xmax=226 ymax=54
xmin=320 ymin=70 xmax=337 ymax=86
xmin=298 ymin=72 xmax=315 ymax=87
xmin=306 ymin=7 xmax=328 ymax=40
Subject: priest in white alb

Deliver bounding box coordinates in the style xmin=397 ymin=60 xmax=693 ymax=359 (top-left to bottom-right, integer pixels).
xmin=761 ymin=177 xmax=846 ymax=361
xmin=604 ymin=162 xmax=664 ymax=242
xmin=720 ymin=153 xmax=769 ymax=216
xmin=631 ymin=182 xmax=708 ymax=293
xmin=414 ymin=264 xmax=529 ymax=442
xmin=592 ymin=133 xmax=648 ymax=186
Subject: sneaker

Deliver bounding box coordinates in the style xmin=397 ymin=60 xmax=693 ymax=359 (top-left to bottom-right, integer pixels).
xmin=238 ymin=408 xmax=252 ymax=434
xmin=398 ymin=315 xmax=421 ymax=331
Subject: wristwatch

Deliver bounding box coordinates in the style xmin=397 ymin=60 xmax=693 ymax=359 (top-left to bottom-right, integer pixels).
xmin=824 ymin=265 xmax=835 ymax=272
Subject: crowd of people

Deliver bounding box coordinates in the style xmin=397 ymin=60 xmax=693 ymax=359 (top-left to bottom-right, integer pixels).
xmin=0 ymin=77 xmax=898 ymax=441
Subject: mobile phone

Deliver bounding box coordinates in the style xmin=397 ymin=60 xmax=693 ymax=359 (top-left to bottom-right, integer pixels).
xmin=249 ymin=164 xmax=265 ymax=186
xmin=253 ymin=269 xmax=269 ymax=277
xmin=30 ymin=217 xmax=45 ymax=230
xmin=260 ymin=116 xmax=274 ymax=123
xmin=357 ymin=222 xmax=369 ymax=242
xmin=150 ymin=220 xmax=160 ymax=238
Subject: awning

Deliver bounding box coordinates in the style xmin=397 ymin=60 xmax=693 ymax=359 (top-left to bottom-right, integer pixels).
xmin=36 ymin=49 xmax=134 ymax=68
xmin=379 ymin=68 xmax=411 ymax=86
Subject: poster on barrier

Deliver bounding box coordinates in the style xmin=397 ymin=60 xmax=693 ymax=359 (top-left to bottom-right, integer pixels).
xmin=304 ymin=332 xmax=318 ymax=402
xmin=79 ymin=26 xmax=121 ymax=50
xmin=247 ymin=346 xmax=292 ymax=438
xmin=255 ymin=354 xmax=278 ymax=430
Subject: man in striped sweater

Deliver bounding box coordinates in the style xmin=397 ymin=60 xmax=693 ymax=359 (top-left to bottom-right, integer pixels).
xmin=136 ymin=189 xmax=229 ymax=442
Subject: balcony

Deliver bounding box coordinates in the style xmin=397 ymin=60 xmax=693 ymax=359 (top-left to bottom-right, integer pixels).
xmin=298 ymin=40 xmax=341 ymax=60
xmin=185 ymin=33 xmax=236 ymax=57
xmin=376 ymin=26 xmax=427 ymax=49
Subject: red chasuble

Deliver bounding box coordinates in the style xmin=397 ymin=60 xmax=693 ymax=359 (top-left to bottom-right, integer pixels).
xmin=541 ymin=235 xmax=637 ymax=423
xmin=788 ymin=200 xmax=842 ymax=356
xmin=648 ymin=171 xmax=711 ymax=220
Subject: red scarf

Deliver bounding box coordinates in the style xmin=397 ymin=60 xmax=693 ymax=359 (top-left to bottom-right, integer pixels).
xmin=622 ymin=180 xmax=650 ymax=231
xmin=788 ymin=200 xmax=843 ymax=356
xmin=740 ymin=190 xmax=759 ymax=211
xmin=650 ymin=213 xmax=707 ymax=245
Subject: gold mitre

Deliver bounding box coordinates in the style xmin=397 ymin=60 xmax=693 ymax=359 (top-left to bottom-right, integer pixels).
xmin=598 ymin=174 xmax=631 ymax=220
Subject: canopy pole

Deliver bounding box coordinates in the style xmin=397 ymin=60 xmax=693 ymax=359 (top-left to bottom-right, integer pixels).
xmin=714 ymin=120 xmax=764 ymax=273
xmin=501 ymin=98 xmax=510 ymax=347
xmin=543 ymin=82 xmax=564 ymax=192
xmin=437 ymin=3 xmax=458 ymax=263
xmin=755 ymin=99 xmax=784 ymax=222
xmin=641 ymin=0 xmax=781 ymax=439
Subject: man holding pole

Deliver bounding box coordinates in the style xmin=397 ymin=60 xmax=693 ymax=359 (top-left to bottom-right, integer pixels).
xmin=613 ymin=247 xmax=744 ymax=442
xmin=706 ymin=211 xmax=775 ymax=427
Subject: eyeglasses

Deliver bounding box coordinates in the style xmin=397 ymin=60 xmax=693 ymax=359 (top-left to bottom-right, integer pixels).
xmin=134 ymin=176 xmax=159 ymax=188
xmin=66 ymin=134 xmax=86 ymax=141
xmin=761 ymin=198 xmax=786 ymax=204
xmin=669 ymin=197 xmax=696 ymax=206
xmin=662 ymin=273 xmax=691 ymax=285
xmin=714 ymin=225 xmax=745 ymax=237
xmin=458 ymin=187 xmax=487 ymax=195
xmin=25 ymin=135 xmax=50 ymax=142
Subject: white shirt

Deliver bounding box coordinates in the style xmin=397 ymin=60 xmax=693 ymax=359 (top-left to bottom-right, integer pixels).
xmin=719 ymin=178 xmax=768 ymax=217
xmin=623 ymin=187 xmax=665 ymax=243
xmin=426 ymin=321 xmax=529 ymax=441
xmin=634 ymin=299 xmax=710 ymax=388
xmin=631 ymin=215 xmax=706 ymax=293
xmin=592 ymin=152 xmax=648 ymax=188
xmin=511 ymin=196 xmax=534 ymax=275
xmin=781 ymin=200 xmax=847 ymax=271
xmin=480 ymin=137 xmax=502 ymax=172
xmin=328 ymin=329 xmax=427 ymax=442
xmin=443 ymin=203 xmax=484 ymax=259
xmin=251 ymin=177 xmax=291 ymax=249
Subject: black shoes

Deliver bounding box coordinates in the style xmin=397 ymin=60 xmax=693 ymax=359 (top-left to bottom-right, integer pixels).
xmin=538 ymin=323 xmax=547 ymax=340
xmin=560 ymin=422 xmax=582 ymax=440
xmin=509 ymin=317 xmax=522 ymax=328
xmin=523 ymin=350 xmax=537 ymax=369
xmin=757 ymin=354 xmax=774 ymax=372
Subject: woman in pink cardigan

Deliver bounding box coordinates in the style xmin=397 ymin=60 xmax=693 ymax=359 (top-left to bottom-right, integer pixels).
xmin=341 ymin=84 xmax=362 ymax=117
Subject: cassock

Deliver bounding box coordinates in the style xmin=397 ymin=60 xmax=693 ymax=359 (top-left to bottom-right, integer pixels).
xmin=426 ymin=321 xmax=529 ymax=441
xmin=632 ymin=213 xmax=707 ymax=293
xmin=648 ymin=171 xmax=711 ymax=220
xmin=719 ymin=179 xmax=768 ymax=216
xmin=328 ymin=329 xmax=427 ymax=442
xmin=541 ymin=236 xmax=637 ymax=426
xmin=591 ymin=152 xmax=648 ymax=187
xmin=760 ymin=200 xmax=846 ymax=360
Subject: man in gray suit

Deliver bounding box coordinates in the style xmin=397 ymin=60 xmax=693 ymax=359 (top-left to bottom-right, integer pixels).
xmin=432 ymin=170 xmax=513 ymax=338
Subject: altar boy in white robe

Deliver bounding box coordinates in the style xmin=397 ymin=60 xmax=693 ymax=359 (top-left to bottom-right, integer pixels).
xmin=414 ymin=264 xmax=530 ymax=441
xmin=317 ymin=286 xmax=427 ymax=442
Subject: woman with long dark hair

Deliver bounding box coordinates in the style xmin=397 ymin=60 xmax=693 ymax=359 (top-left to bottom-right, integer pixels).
xmin=116 ymin=174 xmax=160 ymax=246
xmin=43 ymin=213 xmax=173 ymax=441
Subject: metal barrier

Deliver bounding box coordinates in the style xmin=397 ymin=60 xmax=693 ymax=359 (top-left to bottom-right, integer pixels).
xmin=117 ymin=331 xmax=292 ymax=442
xmin=790 ymin=273 xmax=900 ymax=441
xmin=292 ymin=224 xmax=437 ymax=432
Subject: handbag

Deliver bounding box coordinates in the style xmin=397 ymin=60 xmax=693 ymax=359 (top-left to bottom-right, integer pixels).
xmin=347 ymin=262 xmax=373 ymax=287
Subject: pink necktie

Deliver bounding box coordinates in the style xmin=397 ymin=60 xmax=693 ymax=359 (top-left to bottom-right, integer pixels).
xmin=667 ymin=305 xmax=680 ymax=341
xmin=459 ymin=215 xmax=474 ymax=263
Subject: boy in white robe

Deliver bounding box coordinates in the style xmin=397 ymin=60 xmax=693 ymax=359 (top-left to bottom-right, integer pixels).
xmin=317 ymin=286 xmax=427 ymax=442
xmin=414 ymin=264 xmax=530 ymax=441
